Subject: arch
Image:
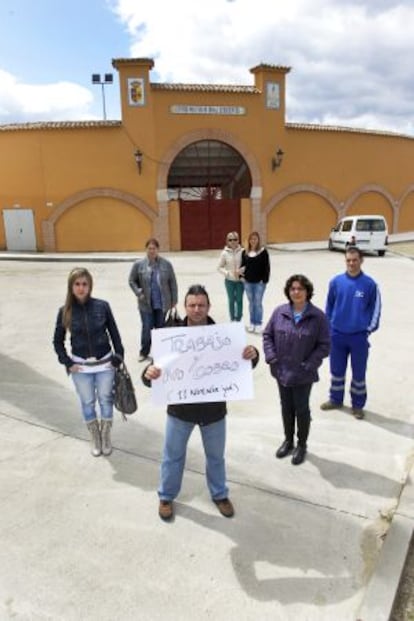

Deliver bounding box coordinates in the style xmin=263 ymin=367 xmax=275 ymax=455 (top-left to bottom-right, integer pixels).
xmin=155 ymin=129 xmax=263 ymax=249
xmin=42 ymin=187 xmax=156 ymax=251
xmin=398 ymin=184 xmax=414 ymax=232
xmin=157 ymin=128 xmax=262 ymax=189
xmin=264 ymin=183 xmax=340 ymax=218
xmin=345 ymin=184 xmax=397 ymax=231
xmin=264 ymin=184 xmax=340 ymax=243
xmin=263 ymin=182 xmax=401 ymax=242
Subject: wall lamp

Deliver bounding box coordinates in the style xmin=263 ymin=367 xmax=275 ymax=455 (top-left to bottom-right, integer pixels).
xmin=271 ymin=148 xmax=284 ymax=171
xmin=134 ymin=149 xmax=143 ymax=174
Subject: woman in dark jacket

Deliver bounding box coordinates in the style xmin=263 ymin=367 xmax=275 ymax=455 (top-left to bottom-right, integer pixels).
xmin=241 ymin=231 xmax=270 ymax=334
xmin=53 ymin=267 xmax=124 ymax=457
xmin=263 ymin=274 xmax=330 ymax=465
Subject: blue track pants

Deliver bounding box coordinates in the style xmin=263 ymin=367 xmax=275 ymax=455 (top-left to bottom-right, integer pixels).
xmin=329 ymin=331 xmax=370 ymax=409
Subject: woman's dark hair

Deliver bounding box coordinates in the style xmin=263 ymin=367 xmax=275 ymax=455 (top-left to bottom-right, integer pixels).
xmin=184 ymin=284 xmax=210 ymax=305
xmin=284 ymin=274 xmax=314 ymax=301
xmin=62 ymin=267 xmax=93 ymax=330
xmin=145 ymin=237 xmax=160 ymax=248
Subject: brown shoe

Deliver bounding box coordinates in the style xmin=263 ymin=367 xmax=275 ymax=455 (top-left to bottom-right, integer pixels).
xmin=352 ymin=408 xmax=365 ymax=419
xmin=158 ymin=500 xmax=173 ymax=521
xmin=213 ymin=498 xmax=234 ymax=518
xmin=320 ymin=400 xmax=343 ymax=411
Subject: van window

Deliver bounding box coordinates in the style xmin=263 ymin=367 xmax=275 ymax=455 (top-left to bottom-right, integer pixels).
xmin=342 ymin=221 xmax=352 ymax=232
xmin=371 ymin=219 xmax=386 ymax=231
xmin=356 ymin=219 xmax=385 ymax=232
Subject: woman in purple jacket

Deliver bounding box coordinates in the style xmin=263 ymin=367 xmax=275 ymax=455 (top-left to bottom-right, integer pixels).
xmin=263 ymin=274 xmax=330 ymax=465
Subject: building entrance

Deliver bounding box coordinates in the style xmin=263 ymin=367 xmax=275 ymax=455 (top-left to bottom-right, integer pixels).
xmin=168 ymin=139 xmax=251 ymax=249
xmin=180 ymin=197 xmax=240 ymax=250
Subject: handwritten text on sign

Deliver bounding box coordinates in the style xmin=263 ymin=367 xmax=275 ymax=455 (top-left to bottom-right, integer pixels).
xmin=151 ymin=323 xmax=254 ymax=406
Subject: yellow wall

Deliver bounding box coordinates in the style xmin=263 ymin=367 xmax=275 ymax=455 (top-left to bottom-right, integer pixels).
xmin=400 ymin=193 xmax=414 ymax=231
xmin=0 ymin=58 xmax=413 ymax=252
xmin=55 ymin=196 xmax=152 ymax=252
xmin=168 ymin=200 xmax=181 ymax=251
xmin=267 ymin=193 xmax=336 ymax=243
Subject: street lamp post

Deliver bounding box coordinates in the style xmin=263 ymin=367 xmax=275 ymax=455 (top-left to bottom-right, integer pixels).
xmin=91 ymin=73 xmax=113 ymax=120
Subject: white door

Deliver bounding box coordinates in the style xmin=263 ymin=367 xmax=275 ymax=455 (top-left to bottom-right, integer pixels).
xmin=2 ymin=209 xmax=37 ymax=251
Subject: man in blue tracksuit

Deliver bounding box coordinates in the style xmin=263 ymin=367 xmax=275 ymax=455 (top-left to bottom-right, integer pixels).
xmin=321 ymin=246 xmax=381 ymax=419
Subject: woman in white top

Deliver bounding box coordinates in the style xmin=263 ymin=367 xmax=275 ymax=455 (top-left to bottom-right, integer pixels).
xmin=217 ymin=231 xmax=245 ymax=321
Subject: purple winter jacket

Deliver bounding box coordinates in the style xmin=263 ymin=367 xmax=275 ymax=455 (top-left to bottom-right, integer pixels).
xmin=263 ymin=302 xmax=330 ymax=387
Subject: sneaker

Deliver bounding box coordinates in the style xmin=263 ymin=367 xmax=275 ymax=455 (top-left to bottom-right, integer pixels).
xmin=213 ymin=498 xmax=234 ymax=518
xmin=352 ymin=408 xmax=365 ymax=419
xmin=158 ymin=500 xmax=173 ymax=521
xmin=320 ymin=400 xmax=343 ymax=411
xmin=246 ymin=325 xmax=254 ymax=333
xmin=254 ymin=325 xmax=263 ymax=334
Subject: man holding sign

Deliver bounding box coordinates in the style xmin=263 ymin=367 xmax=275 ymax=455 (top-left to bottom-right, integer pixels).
xmin=143 ymin=284 xmax=259 ymax=521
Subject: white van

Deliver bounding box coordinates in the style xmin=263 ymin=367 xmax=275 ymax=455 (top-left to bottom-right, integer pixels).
xmin=328 ymin=215 xmax=388 ymax=256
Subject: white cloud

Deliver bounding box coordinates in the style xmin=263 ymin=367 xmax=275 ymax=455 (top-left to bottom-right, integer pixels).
xmin=112 ymin=0 xmax=414 ymax=135
xmin=0 ymin=69 xmax=95 ymax=123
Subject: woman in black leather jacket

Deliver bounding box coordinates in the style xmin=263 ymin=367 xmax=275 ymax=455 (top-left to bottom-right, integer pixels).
xmin=53 ymin=267 xmax=124 ymax=457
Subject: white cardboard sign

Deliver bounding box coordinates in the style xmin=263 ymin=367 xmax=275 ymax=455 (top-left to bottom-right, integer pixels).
xmin=151 ymin=322 xmax=254 ymax=406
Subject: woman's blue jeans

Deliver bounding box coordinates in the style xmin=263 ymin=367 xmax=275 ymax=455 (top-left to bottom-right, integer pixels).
xmin=244 ymin=281 xmax=266 ymax=326
xmin=158 ymin=415 xmax=228 ymax=501
xmin=139 ymin=308 xmax=164 ymax=357
xmin=71 ymin=368 xmax=115 ymax=423
xmin=224 ymin=279 xmax=244 ymax=321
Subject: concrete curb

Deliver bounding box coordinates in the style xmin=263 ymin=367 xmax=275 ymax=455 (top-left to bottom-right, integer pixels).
xmin=0 ymin=252 xmax=137 ymax=262
xmin=0 ymin=233 xmax=412 ymax=261
xmin=356 ymin=464 xmax=414 ymax=621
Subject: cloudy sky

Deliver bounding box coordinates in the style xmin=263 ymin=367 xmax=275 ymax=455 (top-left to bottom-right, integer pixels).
xmin=0 ymin=0 xmax=413 ymax=135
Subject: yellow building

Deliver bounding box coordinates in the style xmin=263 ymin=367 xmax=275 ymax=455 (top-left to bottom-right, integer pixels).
xmin=0 ymin=57 xmax=413 ymax=252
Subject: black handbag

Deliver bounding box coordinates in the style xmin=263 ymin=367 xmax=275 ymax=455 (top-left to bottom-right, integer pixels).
xmin=113 ymin=362 xmax=138 ymax=420
xmin=164 ymin=308 xmax=183 ymax=327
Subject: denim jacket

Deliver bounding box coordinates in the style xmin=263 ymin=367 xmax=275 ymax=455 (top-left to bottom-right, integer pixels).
xmin=53 ymin=297 xmax=124 ymax=370
xmin=263 ymin=302 xmax=330 ymax=387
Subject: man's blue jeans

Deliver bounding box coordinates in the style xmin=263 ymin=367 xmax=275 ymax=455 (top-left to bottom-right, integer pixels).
xmin=158 ymin=415 xmax=228 ymax=501
xmin=71 ymin=368 xmax=115 ymax=422
xmin=139 ymin=308 xmax=164 ymax=356
xmin=244 ymin=281 xmax=266 ymax=326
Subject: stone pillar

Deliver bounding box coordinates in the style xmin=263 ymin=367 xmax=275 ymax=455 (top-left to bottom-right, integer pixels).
xmin=155 ymin=189 xmax=170 ymax=250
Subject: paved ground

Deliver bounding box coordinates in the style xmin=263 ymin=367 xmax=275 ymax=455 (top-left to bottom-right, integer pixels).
xmin=1 ymin=245 xmax=413 ymax=621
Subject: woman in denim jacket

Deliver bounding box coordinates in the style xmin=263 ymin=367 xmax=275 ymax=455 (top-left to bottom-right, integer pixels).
xmin=53 ymin=267 xmax=124 ymax=457
xmin=263 ymin=274 xmax=330 ymax=465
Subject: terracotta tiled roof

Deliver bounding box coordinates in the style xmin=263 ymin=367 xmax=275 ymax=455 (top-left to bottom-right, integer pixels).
xmin=0 ymin=120 xmax=122 ymax=132
xmin=112 ymin=57 xmax=155 ymax=70
xmin=286 ymin=122 xmax=414 ymax=140
xmin=250 ymin=63 xmax=291 ymax=74
xmin=151 ymin=83 xmax=259 ymax=94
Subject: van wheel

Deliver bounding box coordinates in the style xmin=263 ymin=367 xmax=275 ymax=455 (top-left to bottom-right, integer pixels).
xmin=378 ymin=250 xmax=386 ymax=257
xmin=328 ymin=239 xmax=334 ymax=251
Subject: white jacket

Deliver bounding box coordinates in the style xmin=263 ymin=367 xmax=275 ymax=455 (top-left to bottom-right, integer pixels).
xmin=217 ymin=244 xmax=244 ymax=281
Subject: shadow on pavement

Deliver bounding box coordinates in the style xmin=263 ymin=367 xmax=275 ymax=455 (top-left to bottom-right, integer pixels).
xmin=177 ymin=502 xmax=358 ymax=605
xmin=308 ymin=453 xmax=401 ymax=498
